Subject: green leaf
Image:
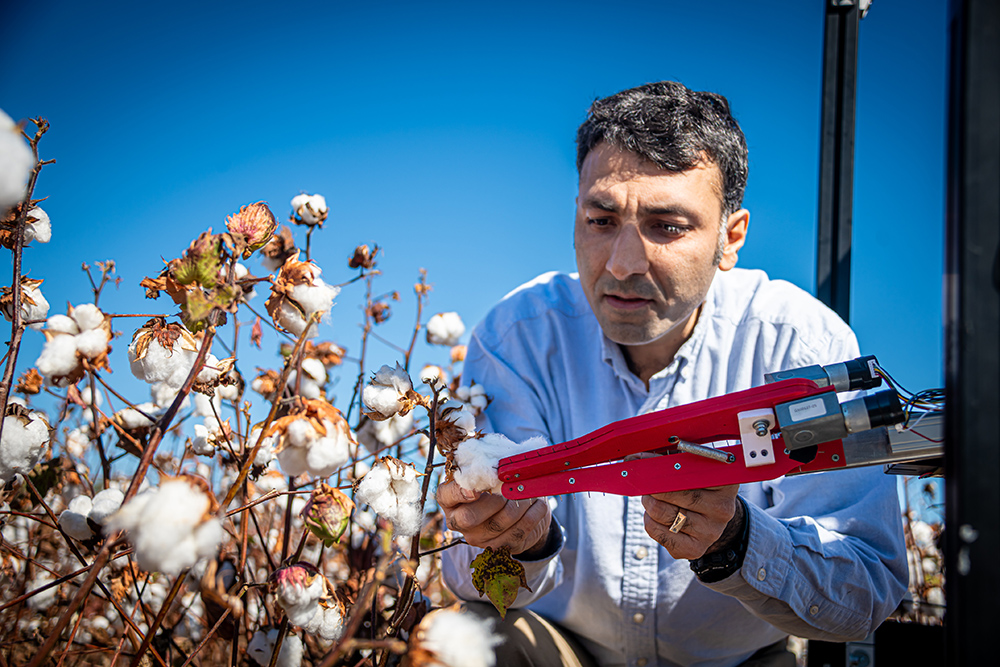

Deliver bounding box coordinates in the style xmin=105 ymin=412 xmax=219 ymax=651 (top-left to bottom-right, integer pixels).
xmin=469 ymin=546 xmax=531 ymax=619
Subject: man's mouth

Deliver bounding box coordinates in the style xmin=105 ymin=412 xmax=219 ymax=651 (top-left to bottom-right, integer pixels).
xmin=604 ymin=294 xmax=653 ymax=310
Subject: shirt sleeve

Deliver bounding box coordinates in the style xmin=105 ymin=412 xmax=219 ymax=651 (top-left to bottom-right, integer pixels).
xmin=439 ymin=324 xmax=566 ymax=607
xmin=703 ymin=322 xmax=909 ymax=641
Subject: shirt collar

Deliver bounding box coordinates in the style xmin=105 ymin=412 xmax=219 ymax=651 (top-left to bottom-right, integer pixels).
xmin=599 ymin=274 xmax=720 ymax=387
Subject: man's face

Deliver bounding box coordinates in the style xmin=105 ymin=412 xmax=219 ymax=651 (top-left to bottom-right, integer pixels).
xmin=575 ymin=143 xmax=747 ymax=360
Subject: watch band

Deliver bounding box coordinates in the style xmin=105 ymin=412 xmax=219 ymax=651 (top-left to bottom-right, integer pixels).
xmin=689 ymin=496 xmax=750 ymax=583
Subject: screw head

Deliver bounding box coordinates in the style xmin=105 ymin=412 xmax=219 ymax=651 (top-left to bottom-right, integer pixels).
xmin=674 ymin=463 xmax=681 ymax=470
xmin=568 ymin=477 xmax=576 ymax=485
xmin=621 ymin=470 xmax=628 ymax=477
xmin=517 ymin=484 xmax=524 ymax=492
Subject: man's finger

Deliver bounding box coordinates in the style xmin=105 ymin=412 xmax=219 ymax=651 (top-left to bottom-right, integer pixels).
xmin=436 ymin=480 xmax=482 ymax=509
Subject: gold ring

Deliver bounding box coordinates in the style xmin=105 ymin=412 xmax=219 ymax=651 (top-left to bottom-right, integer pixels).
xmin=669 ymin=511 xmax=687 ymax=534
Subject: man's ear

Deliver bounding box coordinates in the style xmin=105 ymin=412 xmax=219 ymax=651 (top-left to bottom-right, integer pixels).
xmin=718 ymin=209 xmax=749 ymax=271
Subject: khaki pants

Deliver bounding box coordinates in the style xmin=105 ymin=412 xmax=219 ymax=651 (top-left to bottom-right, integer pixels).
xmin=462 ymin=602 xmax=795 ymax=667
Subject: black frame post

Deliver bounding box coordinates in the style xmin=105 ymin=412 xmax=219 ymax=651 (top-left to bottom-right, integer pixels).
xmin=944 ymin=0 xmax=1000 ymax=664
xmin=816 ymin=0 xmax=861 ymax=323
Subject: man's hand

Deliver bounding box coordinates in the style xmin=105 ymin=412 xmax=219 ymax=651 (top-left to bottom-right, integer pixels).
xmin=437 ymin=480 xmax=551 ymax=558
xmin=641 ymin=484 xmax=743 ymax=560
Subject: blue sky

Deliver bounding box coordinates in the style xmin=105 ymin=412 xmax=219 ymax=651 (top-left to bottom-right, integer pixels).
xmin=2 ymin=0 xmax=948 ymax=420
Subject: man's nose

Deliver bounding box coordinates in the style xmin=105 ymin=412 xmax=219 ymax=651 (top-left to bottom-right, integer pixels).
xmin=606 ymin=225 xmax=649 ymax=280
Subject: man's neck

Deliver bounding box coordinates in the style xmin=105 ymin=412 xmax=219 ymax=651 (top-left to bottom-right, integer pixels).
xmin=622 ymin=304 xmax=703 ymax=388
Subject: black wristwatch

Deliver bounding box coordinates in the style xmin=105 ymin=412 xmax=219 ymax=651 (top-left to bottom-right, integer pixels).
xmin=689 ymin=496 xmax=750 ymax=583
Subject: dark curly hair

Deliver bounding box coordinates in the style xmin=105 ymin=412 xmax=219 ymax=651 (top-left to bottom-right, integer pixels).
xmin=576 ymin=81 xmax=749 ymax=217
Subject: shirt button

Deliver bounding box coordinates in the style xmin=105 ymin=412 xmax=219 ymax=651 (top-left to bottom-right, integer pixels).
xmin=757 ymin=567 xmax=767 ymax=581
xmin=632 ymin=612 xmax=645 ymax=624
xmin=809 ymin=605 xmax=820 ymax=615
xmin=637 ymin=659 xmax=648 ymax=667
xmin=634 ymin=546 xmax=648 ymax=560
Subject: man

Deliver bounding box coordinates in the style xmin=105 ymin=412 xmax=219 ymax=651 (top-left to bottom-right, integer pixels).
xmin=438 ymin=81 xmax=908 ymax=667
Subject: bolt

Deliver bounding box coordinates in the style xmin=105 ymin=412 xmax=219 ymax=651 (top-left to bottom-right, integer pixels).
xmin=832 ymin=454 xmax=840 ymax=462
xmin=517 ymin=484 xmax=524 ymax=492
xmin=750 ymin=450 xmax=757 ymax=458
xmin=674 ymin=463 xmax=681 ymax=470
xmin=568 ymin=478 xmax=576 ymax=485
xmin=752 ymin=419 xmax=770 ymax=437
xmin=621 ymin=470 xmax=628 ymax=477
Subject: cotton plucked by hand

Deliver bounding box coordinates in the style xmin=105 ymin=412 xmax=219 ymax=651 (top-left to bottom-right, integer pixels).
xmin=107 ymin=478 xmax=223 ymax=575
xmin=355 ymin=457 xmax=422 ymax=536
xmin=453 ymin=433 xmax=549 ymax=494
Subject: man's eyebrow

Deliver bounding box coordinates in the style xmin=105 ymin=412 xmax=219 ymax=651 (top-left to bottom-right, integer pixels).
xmin=581 ymin=197 xmax=619 ymax=213
xmin=641 ymin=204 xmax=692 ymax=217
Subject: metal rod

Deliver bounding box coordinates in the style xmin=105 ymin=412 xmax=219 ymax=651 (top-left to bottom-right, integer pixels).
xmin=668 ymin=436 xmax=735 ymax=464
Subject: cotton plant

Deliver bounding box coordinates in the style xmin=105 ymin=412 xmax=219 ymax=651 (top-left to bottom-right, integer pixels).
xmin=1 ymin=276 xmax=49 ymax=330
xmin=271 ymin=562 xmax=345 ymax=640
xmin=354 ymin=456 xmax=423 ymax=537
xmin=34 ymin=303 xmax=112 ymax=388
xmin=264 ymin=254 xmax=340 ymax=338
xmin=426 ymin=312 xmax=465 ymax=347
xmin=405 ymin=606 xmax=503 ymax=667
xmin=107 ymin=476 xmax=224 ymax=576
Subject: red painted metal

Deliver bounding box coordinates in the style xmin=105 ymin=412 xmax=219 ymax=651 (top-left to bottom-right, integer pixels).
xmin=499 ymin=378 xmax=847 ymax=499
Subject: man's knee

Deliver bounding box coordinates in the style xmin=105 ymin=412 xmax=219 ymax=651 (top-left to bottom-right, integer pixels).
xmin=458 ymin=602 xmax=597 ymax=667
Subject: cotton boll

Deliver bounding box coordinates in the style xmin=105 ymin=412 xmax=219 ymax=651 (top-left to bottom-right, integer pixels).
xmin=453 ymin=434 xmax=548 ymax=494
xmin=65 ymin=427 xmax=90 ymax=458
xmin=290 ymin=282 xmax=339 ymax=328
xmin=36 ymin=335 xmax=79 ymax=381
xmin=26 ymin=574 xmax=58 ymax=611
xmin=285 ymin=419 xmax=318 ymax=448
xmin=249 ymin=428 xmax=277 ymax=467
xmin=217 ymin=382 xmax=240 ymax=401
xmin=74 ymin=328 xmax=110 ymax=357
xmin=129 ymin=336 xmax=199 ymax=388
xmin=23 ymin=206 xmax=51 ymax=244
xmin=355 ymin=458 xmax=423 ymax=537
xmin=15 ymin=280 xmax=49 ymax=329
xmin=192 ymin=391 xmax=221 ymax=418
xmin=374 ymin=411 xmax=414 ymax=447
xmin=45 ymin=314 xmax=79 ymax=335
xmin=70 ymin=303 xmax=105 ymax=332
xmin=88 ymin=488 xmax=124 ymax=527
xmin=248 ymin=628 xmax=304 ymax=667
xmin=114 ymin=403 xmax=159 ymax=430
xmin=302 ymin=430 xmax=351 ymax=478
xmin=191 ymin=424 xmax=216 ymax=456
xmin=1 ymin=109 xmax=34 ymax=212
xmin=300 ymin=357 xmax=326 ymax=383
xmin=291 ymin=193 xmax=328 ymax=225
xmin=303 ymin=604 xmax=343 ymax=641
xmin=415 ymin=608 xmax=502 ymax=667
xmin=108 ymin=478 xmax=223 ymax=575
xmin=59 ymin=495 xmax=95 ymax=540
xmin=426 ymin=312 xmax=465 ymax=347
xmin=79 ymin=386 xmax=103 ymax=409
xmin=0 ymin=410 xmax=50 ymax=489
xmin=274 ymin=564 xmax=325 ymax=627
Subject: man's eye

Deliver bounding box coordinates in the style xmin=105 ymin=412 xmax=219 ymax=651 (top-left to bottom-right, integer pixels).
xmin=587 ymin=217 xmax=612 ymax=227
xmin=658 ymin=223 xmax=688 ymax=236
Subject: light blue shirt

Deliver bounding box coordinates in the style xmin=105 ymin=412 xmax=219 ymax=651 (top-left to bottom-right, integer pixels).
xmin=441 ymin=268 xmax=908 ymax=667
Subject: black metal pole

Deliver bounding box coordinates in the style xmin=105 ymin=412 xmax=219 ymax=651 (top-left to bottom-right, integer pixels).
xmin=816 ymin=0 xmax=861 ymax=323
xmin=944 ymin=0 xmax=1000 ymax=664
